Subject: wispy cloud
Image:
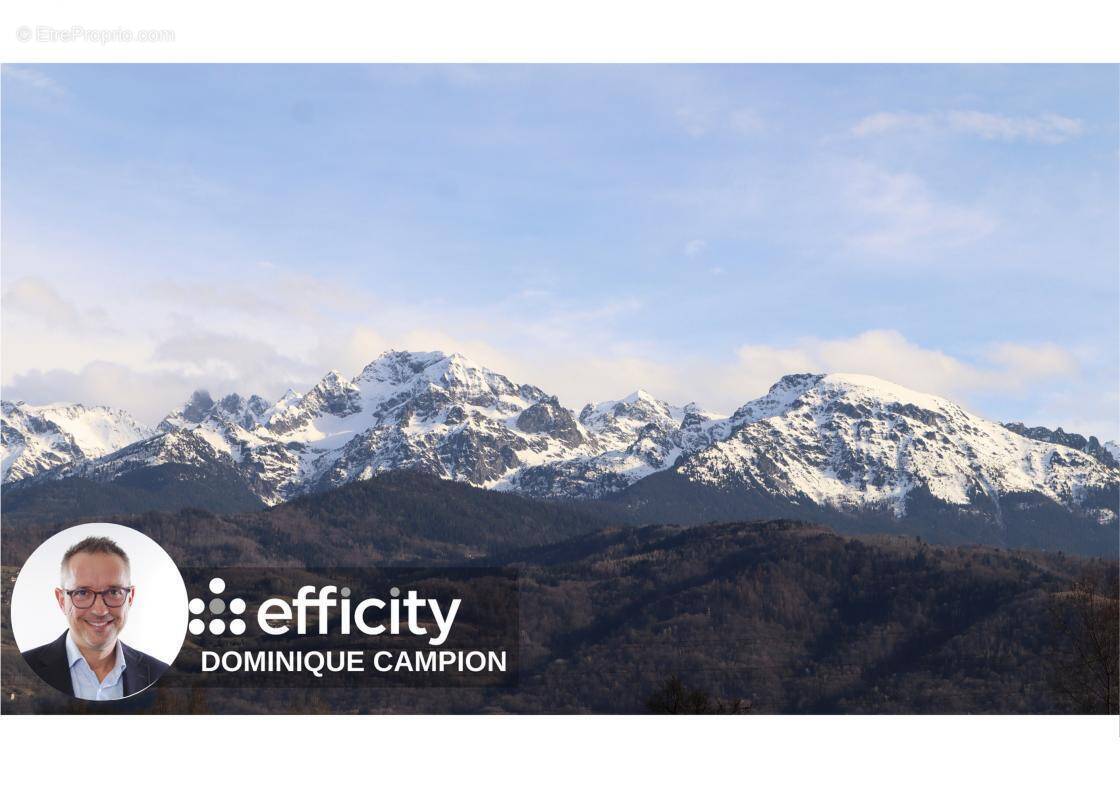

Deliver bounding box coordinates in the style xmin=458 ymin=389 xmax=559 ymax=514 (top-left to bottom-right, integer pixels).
xmin=841 ymin=161 xmax=997 ymax=259
xmin=684 ymin=239 xmax=707 ymax=258
xmin=3 ymin=362 xmax=227 ymax=424
xmin=1 ymin=65 xmax=66 ymax=96
xmin=852 ymin=110 xmax=1084 ymax=144
xmin=2 ymin=277 xmax=117 ymax=334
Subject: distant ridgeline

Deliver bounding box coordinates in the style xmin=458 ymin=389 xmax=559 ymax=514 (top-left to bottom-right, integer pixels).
xmin=1001 ymin=421 xmax=1118 ymax=468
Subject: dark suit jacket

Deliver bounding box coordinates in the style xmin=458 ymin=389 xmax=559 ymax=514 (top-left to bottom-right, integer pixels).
xmin=21 ymin=630 xmax=170 ymax=699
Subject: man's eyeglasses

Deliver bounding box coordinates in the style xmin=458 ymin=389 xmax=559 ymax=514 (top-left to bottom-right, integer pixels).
xmin=62 ymin=587 xmax=133 ymax=608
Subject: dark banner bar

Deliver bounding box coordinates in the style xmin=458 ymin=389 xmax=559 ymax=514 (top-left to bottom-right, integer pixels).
xmin=162 ymin=567 xmax=519 ymax=689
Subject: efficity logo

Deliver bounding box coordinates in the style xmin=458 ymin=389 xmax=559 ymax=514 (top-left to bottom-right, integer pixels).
xmin=187 ymin=576 xmax=460 ymax=644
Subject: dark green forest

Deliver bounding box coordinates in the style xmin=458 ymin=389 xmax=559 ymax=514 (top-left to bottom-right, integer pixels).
xmin=3 ymin=472 xmax=1116 ymax=714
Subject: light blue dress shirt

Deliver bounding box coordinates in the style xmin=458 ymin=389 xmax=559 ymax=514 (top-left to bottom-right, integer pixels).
xmin=65 ymin=630 xmax=126 ymax=701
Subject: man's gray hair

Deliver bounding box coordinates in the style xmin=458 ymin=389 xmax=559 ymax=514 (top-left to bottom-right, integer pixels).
xmin=60 ymin=536 xmax=131 ymax=582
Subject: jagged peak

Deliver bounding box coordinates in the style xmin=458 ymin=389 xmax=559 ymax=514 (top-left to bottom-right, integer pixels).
xmin=352 ymin=349 xmax=534 ymax=405
xmin=211 ymin=392 xmax=270 ymax=425
xmin=357 ymin=349 xmax=449 ymax=384
xmin=357 ymin=349 xmax=496 ymax=378
xmin=186 ymin=388 xmax=214 ymax=403
xmin=426 ymin=352 xmax=491 ymax=379
xmin=681 ymin=401 xmax=721 ymax=421
xmin=317 ymin=369 xmax=348 ymax=385
xmin=302 ymin=370 xmax=359 ymax=402
xmin=764 ymin=373 xmax=825 ymax=396
xmin=176 ymin=389 xmax=216 ymax=423
xmin=620 ymin=388 xmax=659 ymax=405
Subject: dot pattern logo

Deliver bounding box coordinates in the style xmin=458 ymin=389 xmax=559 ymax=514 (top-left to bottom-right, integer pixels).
xmin=188 ymin=577 xmax=247 ymax=636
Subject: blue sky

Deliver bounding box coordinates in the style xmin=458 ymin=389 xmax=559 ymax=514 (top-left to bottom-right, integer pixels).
xmin=2 ymin=64 xmax=1117 ymax=437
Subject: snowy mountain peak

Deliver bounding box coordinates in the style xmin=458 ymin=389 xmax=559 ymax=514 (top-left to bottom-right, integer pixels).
xmin=817 ymin=373 xmax=960 ymax=410
xmin=684 ymin=371 xmax=1117 ymax=518
xmin=266 ymin=370 xmax=362 ymax=435
xmin=729 ymin=372 xmax=963 ymax=430
xmin=213 ymin=392 xmax=270 ymax=429
xmin=161 ymin=389 xmax=271 ymax=432
xmin=180 ymin=389 xmax=217 ymax=424
xmin=356 ymin=350 xmax=480 ymax=385
xmin=218 ymin=392 xmax=269 ymax=417
xmin=356 ymin=349 xmax=435 ymax=384
xmin=620 ymin=388 xmax=660 ymax=405
xmin=354 ymin=350 xmax=531 ymax=402
xmin=1 ymin=400 xmax=153 ymax=482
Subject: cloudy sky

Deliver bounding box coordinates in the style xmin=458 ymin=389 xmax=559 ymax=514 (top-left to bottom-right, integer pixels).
xmin=2 ymin=64 xmax=1117 ymax=438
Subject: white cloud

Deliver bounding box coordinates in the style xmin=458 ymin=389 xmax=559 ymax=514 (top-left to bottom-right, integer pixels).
xmin=3 ymin=362 xmax=218 ymax=425
xmin=732 ymin=330 xmax=1079 ymax=406
xmin=151 ymin=331 xmax=315 ymax=384
xmin=0 ymin=264 xmax=1102 ymax=436
xmin=984 ymin=342 xmax=1080 ymax=384
xmin=945 ymin=111 xmax=1084 ymax=144
xmin=852 ymin=111 xmax=927 ymax=137
xmin=673 ymin=104 xmax=765 ymax=138
xmin=1 ymin=65 xmax=66 ymax=96
xmin=1 ymin=320 xmax=1099 ymax=436
xmin=1028 ymin=388 xmax=1120 ymax=445
xmin=852 ymin=110 xmax=1084 ymax=144
xmin=2 ymin=277 xmax=117 ymax=334
xmin=684 ymin=239 xmax=707 ymax=258
xmin=841 ymin=161 xmax=997 ymax=258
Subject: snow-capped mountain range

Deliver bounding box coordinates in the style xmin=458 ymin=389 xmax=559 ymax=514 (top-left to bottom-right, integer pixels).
xmin=3 ymin=350 xmax=1117 ymax=530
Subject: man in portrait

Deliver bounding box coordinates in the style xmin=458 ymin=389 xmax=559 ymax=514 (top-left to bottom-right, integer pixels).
xmin=20 ymin=536 xmax=170 ymax=700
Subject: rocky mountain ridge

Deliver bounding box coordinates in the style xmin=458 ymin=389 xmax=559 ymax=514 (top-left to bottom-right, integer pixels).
xmin=3 ymin=352 xmax=1117 ymax=539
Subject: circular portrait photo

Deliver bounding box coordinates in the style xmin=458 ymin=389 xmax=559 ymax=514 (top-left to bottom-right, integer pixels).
xmin=11 ymin=522 xmax=188 ymax=701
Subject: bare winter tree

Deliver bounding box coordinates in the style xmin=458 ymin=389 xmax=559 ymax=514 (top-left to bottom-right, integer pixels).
xmin=1048 ymin=564 xmax=1119 ymax=714
xmin=645 ymin=675 xmax=751 ymax=714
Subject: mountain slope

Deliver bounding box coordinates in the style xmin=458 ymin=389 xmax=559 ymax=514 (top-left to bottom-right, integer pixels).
xmin=498 ymin=521 xmax=1102 ymax=713
xmin=514 ymin=391 xmax=723 ymax=499
xmin=2 ymin=470 xmax=618 ymax=566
